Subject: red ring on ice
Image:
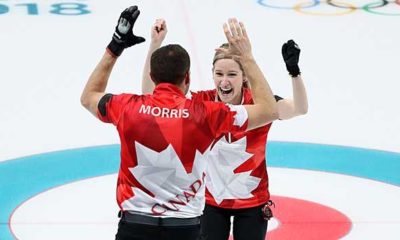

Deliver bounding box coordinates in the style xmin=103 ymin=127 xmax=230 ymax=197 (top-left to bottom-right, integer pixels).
xmin=229 ymin=195 xmax=352 ymax=240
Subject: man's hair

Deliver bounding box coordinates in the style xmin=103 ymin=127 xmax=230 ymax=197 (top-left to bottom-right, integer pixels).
xmin=150 ymin=44 xmax=191 ymax=85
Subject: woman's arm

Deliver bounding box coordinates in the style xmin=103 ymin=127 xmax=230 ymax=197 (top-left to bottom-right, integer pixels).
xmin=278 ymin=40 xmax=308 ymax=120
xmin=277 ymin=75 xmax=308 ymax=120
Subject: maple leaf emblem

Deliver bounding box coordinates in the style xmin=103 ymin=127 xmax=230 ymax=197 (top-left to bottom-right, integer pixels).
xmin=121 ymin=142 xmax=209 ymax=217
xmin=206 ymin=136 xmax=261 ymax=204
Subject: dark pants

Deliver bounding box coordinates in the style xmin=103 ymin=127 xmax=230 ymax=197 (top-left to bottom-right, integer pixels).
xmin=200 ymin=204 xmax=268 ymax=240
xmin=115 ymin=219 xmax=201 ymax=240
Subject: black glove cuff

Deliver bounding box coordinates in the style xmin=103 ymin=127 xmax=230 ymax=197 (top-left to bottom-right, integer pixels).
xmin=107 ymin=39 xmax=124 ymax=57
xmin=287 ymin=65 xmax=301 ymax=77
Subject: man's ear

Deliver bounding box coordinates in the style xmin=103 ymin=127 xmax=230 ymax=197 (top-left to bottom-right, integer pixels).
xmin=184 ymin=71 xmax=190 ymax=85
xmin=150 ymin=72 xmax=157 ymax=84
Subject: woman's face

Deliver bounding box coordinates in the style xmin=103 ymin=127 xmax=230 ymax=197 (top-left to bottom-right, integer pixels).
xmin=213 ymin=58 xmax=245 ymax=105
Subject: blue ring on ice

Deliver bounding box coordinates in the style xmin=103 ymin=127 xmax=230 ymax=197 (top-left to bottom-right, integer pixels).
xmin=0 ymin=142 xmax=399 ymax=239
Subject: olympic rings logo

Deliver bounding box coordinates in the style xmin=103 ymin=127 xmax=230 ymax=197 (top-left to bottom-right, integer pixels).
xmin=257 ymin=0 xmax=400 ymax=16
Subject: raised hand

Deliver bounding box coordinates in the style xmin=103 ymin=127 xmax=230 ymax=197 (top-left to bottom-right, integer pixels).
xmin=107 ymin=6 xmax=146 ymax=57
xmin=282 ymin=40 xmax=301 ymax=77
xmin=151 ymin=19 xmax=167 ymax=46
xmin=219 ymin=18 xmax=253 ymax=61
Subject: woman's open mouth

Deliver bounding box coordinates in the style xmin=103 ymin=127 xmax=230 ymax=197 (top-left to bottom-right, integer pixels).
xmin=219 ymin=86 xmax=233 ymax=95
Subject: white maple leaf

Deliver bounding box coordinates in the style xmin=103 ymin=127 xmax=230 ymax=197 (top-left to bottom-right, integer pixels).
xmin=121 ymin=142 xmax=209 ymax=217
xmin=206 ymin=136 xmax=261 ymax=204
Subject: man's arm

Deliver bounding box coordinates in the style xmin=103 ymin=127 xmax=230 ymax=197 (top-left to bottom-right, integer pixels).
xmin=278 ymin=40 xmax=308 ymax=120
xmin=221 ymin=18 xmax=278 ymax=130
xmin=80 ymin=53 xmax=116 ymax=117
xmin=80 ymin=6 xmax=145 ymax=117
xmin=141 ymin=19 xmax=167 ymax=94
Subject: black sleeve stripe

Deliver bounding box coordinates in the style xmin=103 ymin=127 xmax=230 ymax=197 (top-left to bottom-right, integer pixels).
xmin=98 ymin=94 xmax=113 ymax=117
xmin=274 ymin=95 xmax=283 ymax=102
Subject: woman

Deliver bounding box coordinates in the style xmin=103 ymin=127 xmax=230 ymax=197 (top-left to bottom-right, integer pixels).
xmin=142 ymin=19 xmax=308 ymax=240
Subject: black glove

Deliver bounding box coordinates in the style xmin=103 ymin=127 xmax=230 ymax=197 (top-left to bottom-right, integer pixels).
xmin=282 ymin=39 xmax=301 ymax=77
xmin=107 ymin=6 xmax=145 ymax=57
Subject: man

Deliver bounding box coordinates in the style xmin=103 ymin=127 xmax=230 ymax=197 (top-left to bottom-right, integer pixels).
xmin=80 ymin=5 xmax=278 ymax=240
